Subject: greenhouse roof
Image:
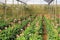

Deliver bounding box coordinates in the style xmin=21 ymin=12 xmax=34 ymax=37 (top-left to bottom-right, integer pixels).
xmin=0 ymin=0 xmax=60 ymax=4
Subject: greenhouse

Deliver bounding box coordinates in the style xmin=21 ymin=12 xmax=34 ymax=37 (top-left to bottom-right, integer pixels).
xmin=0 ymin=0 xmax=60 ymax=40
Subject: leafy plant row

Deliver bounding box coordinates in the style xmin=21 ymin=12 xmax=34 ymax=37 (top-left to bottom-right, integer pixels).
xmin=0 ymin=19 xmax=29 ymax=40
xmin=43 ymin=16 xmax=58 ymax=40
xmin=16 ymin=17 xmax=42 ymax=40
xmin=0 ymin=15 xmax=36 ymax=30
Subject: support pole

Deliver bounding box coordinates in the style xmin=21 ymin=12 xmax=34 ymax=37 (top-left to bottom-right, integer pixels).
xmin=12 ymin=0 xmax=14 ymax=18
xmin=4 ymin=0 xmax=7 ymax=21
xmin=17 ymin=1 xmax=19 ymax=19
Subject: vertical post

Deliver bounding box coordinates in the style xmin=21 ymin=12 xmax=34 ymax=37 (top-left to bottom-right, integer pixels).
xmin=53 ymin=1 xmax=54 ymax=21
xmin=39 ymin=0 xmax=41 ymax=16
xmin=21 ymin=3 xmax=23 ymax=19
xmin=56 ymin=0 xmax=59 ymax=39
xmin=56 ymin=0 xmax=57 ymax=23
xmin=52 ymin=0 xmax=55 ymax=25
xmin=55 ymin=0 xmax=58 ymax=25
xmin=17 ymin=1 xmax=19 ymax=19
xmin=12 ymin=0 xmax=14 ymax=18
xmin=4 ymin=0 xmax=7 ymax=21
xmin=53 ymin=2 xmax=56 ymax=25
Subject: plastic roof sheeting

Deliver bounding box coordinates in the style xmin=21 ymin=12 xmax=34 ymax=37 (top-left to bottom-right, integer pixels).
xmin=0 ymin=0 xmax=5 ymax=4
xmin=0 ymin=0 xmax=59 ymax=4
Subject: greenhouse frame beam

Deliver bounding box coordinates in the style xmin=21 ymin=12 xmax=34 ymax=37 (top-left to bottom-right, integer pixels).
xmin=44 ymin=0 xmax=54 ymax=5
xmin=16 ymin=0 xmax=27 ymax=5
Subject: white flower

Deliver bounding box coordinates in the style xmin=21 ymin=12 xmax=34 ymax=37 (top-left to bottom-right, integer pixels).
xmin=5 ymin=27 xmax=7 ymax=29
xmin=21 ymin=29 xmax=23 ymax=31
